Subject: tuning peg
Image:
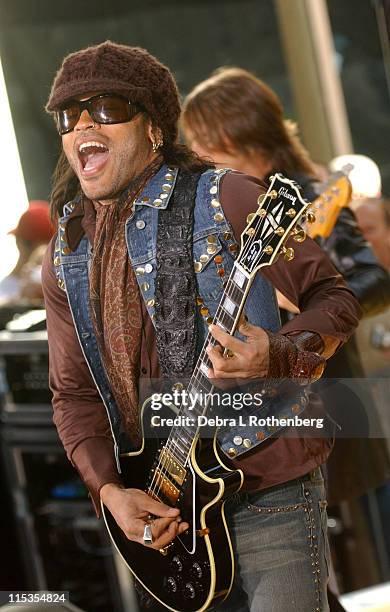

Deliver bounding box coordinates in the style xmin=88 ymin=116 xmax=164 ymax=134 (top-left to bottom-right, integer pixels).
xmin=275 ymin=227 xmax=285 ymax=236
xmin=306 ymin=211 xmax=316 ymax=224
xmin=281 ymin=246 xmax=295 ymax=261
xmin=270 ymin=190 xmax=278 ymax=199
xmin=246 ymin=212 xmax=256 ymax=224
xmin=292 ymin=227 xmax=306 ymax=243
xmin=286 ymin=208 xmax=296 ymax=218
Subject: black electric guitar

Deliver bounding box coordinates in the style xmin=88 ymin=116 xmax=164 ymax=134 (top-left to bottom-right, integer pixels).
xmin=102 ymin=174 xmax=313 ymax=612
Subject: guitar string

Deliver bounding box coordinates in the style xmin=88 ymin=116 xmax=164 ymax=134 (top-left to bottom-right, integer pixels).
xmin=158 ymin=199 xmax=288 ymax=472
xmin=146 ymin=242 xmax=252 ymax=501
xmin=160 ymin=181 xmax=322 ymax=484
xmin=147 ymin=209 xmax=264 ymax=498
xmin=159 ymin=186 xmax=326 ymax=487
xmin=148 ymin=198 xmax=300 ymax=501
xmin=147 ymin=219 xmax=265 ymax=500
xmin=149 ymin=194 xmax=309 ymax=501
xmin=149 ymin=202 xmax=302 ymax=502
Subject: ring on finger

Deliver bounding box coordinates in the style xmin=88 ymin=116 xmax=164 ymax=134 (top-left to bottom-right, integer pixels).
xmin=143 ymin=523 xmax=153 ymax=545
xmin=225 ymin=349 xmax=235 ymax=359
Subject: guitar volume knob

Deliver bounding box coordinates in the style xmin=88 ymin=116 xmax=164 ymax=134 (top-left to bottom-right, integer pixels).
xmin=183 ymin=582 xmax=196 ymax=599
xmin=166 ymin=576 xmax=178 ymax=593
xmin=190 ymin=562 xmax=203 ymax=579
xmin=171 ymin=555 xmax=183 ymax=573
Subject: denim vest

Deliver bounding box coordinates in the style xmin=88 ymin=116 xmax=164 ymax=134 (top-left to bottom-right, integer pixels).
xmin=54 ymin=164 xmax=284 ymax=469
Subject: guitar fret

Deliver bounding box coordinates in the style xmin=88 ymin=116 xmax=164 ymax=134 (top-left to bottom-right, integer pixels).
xmin=189 ymin=368 xmax=213 ymax=390
xmin=176 ymin=428 xmax=193 ymax=444
xmin=222 ymin=295 xmax=236 ymax=315
xmin=199 ymin=361 xmax=209 ymax=377
xmin=191 ymin=374 xmax=212 ymax=396
xmin=227 ymin=278 xmax=246 ymax=294
xmin=214 ymin=318 xmax=228 ymax=332
xmin=167 ymin=439 xmax=187 ymax=461
xmin=218 ymin=307 xmax=235 ymax=325
xmin=169 ymin=439 xmax=186 ymax=459
xmin=232 ymin=265 xmax=247 ymax=288
xmin=215 ymin=309 xmax=234 ymax=328
xmin=225 ymin=287 xmax=242 ymax=305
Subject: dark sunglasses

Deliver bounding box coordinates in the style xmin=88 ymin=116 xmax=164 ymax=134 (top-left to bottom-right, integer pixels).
xmin=55 ymin=93 xmax=142 ymax=135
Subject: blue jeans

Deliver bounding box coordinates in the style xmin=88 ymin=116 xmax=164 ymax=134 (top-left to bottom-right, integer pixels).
xmin=218 ymin=467 xmax=330 ymax=612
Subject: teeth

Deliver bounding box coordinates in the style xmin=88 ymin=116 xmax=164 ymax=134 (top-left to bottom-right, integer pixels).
xmin=79 ymin=141 xmax=108 ymax=153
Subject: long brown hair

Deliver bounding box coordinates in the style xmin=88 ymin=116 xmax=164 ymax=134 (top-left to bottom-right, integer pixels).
xmin=50 ymin=129 xmax=213 ymax=222
xmin=181 ymin=67 xmax=317 ymax=179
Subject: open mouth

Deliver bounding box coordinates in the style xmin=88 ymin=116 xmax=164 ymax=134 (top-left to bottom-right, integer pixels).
xmin=78 ymin=140 xmax=110 ymax=175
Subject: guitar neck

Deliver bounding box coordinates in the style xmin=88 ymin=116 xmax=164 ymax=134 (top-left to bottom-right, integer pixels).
xmin=164 ymin=262 xmax=252 ymax=465
xmin=160 ymin=173 xmax=312 ymax=466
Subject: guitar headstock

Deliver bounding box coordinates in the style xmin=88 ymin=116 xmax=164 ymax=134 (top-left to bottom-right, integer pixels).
xmin=307 ymin=172 xmax=352 ymax=239
xmin=237 ymin=174 xmax=312 ymax=278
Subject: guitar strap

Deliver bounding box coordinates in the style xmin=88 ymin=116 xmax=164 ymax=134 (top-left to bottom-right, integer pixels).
xmin=154 ymin=170 xmax=201 ymax=379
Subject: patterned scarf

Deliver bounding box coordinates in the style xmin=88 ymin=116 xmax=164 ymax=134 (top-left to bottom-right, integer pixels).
xmin=89 ymin=158 xmax=162 ymax=442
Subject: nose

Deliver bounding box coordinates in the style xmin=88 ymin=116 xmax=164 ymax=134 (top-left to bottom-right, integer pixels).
xmin=74 ymin=108 xmax=100 ymax=131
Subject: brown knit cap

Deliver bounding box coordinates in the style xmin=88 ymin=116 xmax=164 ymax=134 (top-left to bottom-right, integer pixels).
xmin=46 ymin=41 xmax=181 ymax=144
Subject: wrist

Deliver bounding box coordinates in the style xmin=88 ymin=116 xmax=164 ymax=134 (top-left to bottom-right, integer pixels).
xmin=100 ymin=481 xmax=124 ymax=503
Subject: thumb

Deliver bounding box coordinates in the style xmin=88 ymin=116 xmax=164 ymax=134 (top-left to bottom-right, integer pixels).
xmin=143 ymin=496 xmax=179 ymax=518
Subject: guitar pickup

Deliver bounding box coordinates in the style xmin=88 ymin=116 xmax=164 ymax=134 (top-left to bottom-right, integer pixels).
xmin=159 ymin=447 xmax=187 ymax=486
xmin=152 ymin=468 xmax=180 ymax=504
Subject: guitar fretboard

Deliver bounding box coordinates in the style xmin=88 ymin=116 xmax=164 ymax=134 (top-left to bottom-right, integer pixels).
xmin=154 ymin=173 xmax=312 ymax=468
xmin=162 ymin=263 xmax=251 ymax=465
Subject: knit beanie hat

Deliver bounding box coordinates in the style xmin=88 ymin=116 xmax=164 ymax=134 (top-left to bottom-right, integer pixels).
xmin=46 ymin=41 xmax=181 ymax=144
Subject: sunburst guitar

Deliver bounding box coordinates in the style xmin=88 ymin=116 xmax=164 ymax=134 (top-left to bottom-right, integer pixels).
xmin=102 ymin=174 xmax=314 ymax=611
xmin=306 ymin=169 xmax=352 ymax=240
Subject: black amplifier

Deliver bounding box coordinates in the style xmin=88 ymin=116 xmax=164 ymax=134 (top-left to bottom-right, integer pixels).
xmin=0 ymin=329 xmax=52 ymax=424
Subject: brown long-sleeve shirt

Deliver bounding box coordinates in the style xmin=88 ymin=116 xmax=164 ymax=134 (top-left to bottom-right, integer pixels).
xmin=42 ymin=171 xmax=361 ymax=514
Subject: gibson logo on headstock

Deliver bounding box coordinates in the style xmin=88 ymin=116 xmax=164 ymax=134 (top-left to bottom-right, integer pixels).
xmin=278 ymin=187 xmax=297 ymax=205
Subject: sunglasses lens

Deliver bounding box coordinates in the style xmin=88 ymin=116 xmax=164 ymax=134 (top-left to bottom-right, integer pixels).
xmin=55 ymin=95 xmax=140 ymax=134
xmin=56 ymin=104 xmax=80 ymax=134
xmin=91 ymin=96 xmax=138 ymax=124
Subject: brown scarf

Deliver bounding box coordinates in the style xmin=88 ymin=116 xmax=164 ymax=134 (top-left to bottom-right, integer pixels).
xmin=89 ymin=158 xmax=162 ymax=442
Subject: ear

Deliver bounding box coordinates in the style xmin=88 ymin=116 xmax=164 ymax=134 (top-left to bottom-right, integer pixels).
xmin=146 ymin=119 xmax=155 ymax=144
xmin=147 ymin=122 xmax=163 ymax=148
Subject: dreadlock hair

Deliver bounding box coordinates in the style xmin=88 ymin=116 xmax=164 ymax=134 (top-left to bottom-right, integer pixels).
xmin=50 ymin=151 xmax=80 ymax=223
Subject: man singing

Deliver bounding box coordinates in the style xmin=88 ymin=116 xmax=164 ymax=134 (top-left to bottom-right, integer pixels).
xmin=42 ymin=41 xmax=361 ymax=611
